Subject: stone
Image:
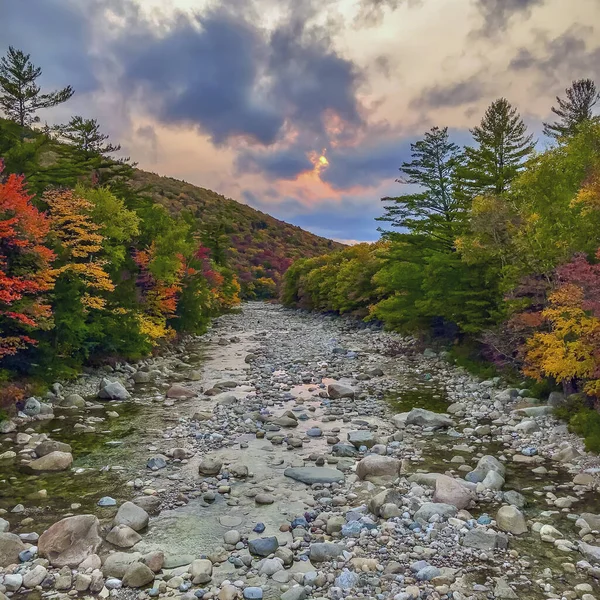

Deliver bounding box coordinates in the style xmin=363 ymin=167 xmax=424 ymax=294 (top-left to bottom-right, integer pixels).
xmin=28 ymin=451 xmax=73 ymax=471
xmin=98 ymin=380 xmax=130 ymax=400
xmin=147 ymin=455 xmax=167 ymax=470
xmin=547 ymin=391 xmax=566 ymax=407
xmin=496 ymin=505 xmax=527 ymax=535
xmin=141 ymin=551 xmax=164 ymax=573
xmin=249 ymin=536 xmax=279 ymax=557
xmin=106 ymin=524 xmax=142 ymax=548
xmin=101 ymin=552 xmax=143 ymax=578
xmin=166 ymin=384 xmax=196 ymax=399
xmin=478 ymin=470 xmax=505 ymax=491
xmin=23 ymin=565 xmax=48 ymax=588
xmin=0 ymin=533 xmax=26 ymax=567
xmin=38 ymin=515 xmax=102 ymax=567
xmin=24 ymin=397 xmax=41 ymax=416
xmin=122 ymin=562 xmax=155 ymax=588
xmin=355 ymin=455 xmax=400 ymax=482
xmin=0 ymin=517 xmax=9 ymax=532
xmin=335 ymin=569 xmax=359 ymax=589
xmin=74 ymin=573 xmax=92 ymax=592
xmin=284 ymin=466 xmax=344 ymax=484
xmin=465 ymin=455 xmax=505 ymax=483
xmin=132 ymin=371 xmax=153 ymax=383
xmin=463 ymin=528 xmax=499 ymax=551
xmin=553 ymin=444 xmax=581 ymax=462
xmin=432 ymin=475 xmax=474 ymax=509
xmin=503 ymin=490 xmax=526 ymax=508
xmin=405 ymin=408 xmax=453 ymax=429
xmin=414 ymin=502 xmax=458 ymax=522
xmin=198 ymin=457 xmax=222 ymax=476
xmin=114 ymin=501 xmax=149 ymax=531
xmin=331 ymin=442 xmax=357 ymax=457
xmin=494 ymin=578 xmax=518 ymax=599
xmin=243 ymin=587 xmax=263 ymax=599
xmin=35 ymin=440 xmax=72 ymax=457
xmin=224 ymin=529 xmax=241 ymax=545
xmin=255 ymin=493 xmax=275 ymax=505
xmin=132 ymin=495 xmax=162 ymax=515
xmin=230 ymin=464 xmax=249 ymax=478
xmin=190 ymin=559 xmax=213 ymax=584
xmin=327 ymin=382 xmax=355 ymax=399
xmin=280 ymin=587 xmax=308 ymax=600
xmin=3 ymin=574 xmax=22 ymax=592
xmin=61 ymin=393 xmax=86 ymax=408
xmin=309 ymin=542 xmax=344 ymax=562
xmin=579 ymin=542 xmax=600 ymax=562
xmin=79 ymin=554 xmax=102 ymax=570
xmin=347 ymin=430 xmax=376 ymax=449
xmin=259 ymin=557 xmax=284 ymax=576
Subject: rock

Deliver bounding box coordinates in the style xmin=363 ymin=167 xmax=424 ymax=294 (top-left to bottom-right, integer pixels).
xmin=280 ymin=587 xmax=308 ymax=600
xmin=101 ymin=552 xmax=143 ymax=578
xmin=478 ymin=470 xmax=505 ymax=491
xmin=132 ymin=371 xmax=153 ymax=383
xmin=309 ymin=542 xmax=344 ymax=562
xmin=141 ymin=551 xmax=164 ymax=573
xmin=147 ymin=455 xmax=167 ymax=470
xmin=466 ymin=455 xmax=505 ymax=483
xmin=24 ymin=397 xmax=41 ymax=416
xmin=579 ymin=542 xmax=600 ymax=562
xmin=494 ymin=578 xmax=519 ymax=599
xmin=503 ymin=490 xmax=526 ymax=508
xmin=243 ymin=587 xmax=263 ymax=599
xmin=98 ymin=380 xmax=130 ymax=400
xmin=332 ymin=442 xmax=357 ymax=457
xmin=496 ymin=505 xmax=527 ymax=535
xmin=249 ymin=536 xmax=279 ymax=557
xmin=259 ymin=557 xmax=284 ymax=576
xmin=3 ymin=574 xmax=22 ymax=592
xmin=28 ymin=451 xmax=73 ymax=471
xmin=198 ymin=457 xmax=222 ymax=476
xmin=74 ymin=573 xmax=92 ymax=592
xmin=335 ymin=569 xmax=359 ymax=589
xmin=414 ymin=502 xmax=458 ymax=522
xmin=133 ymin=495 xmax=162 ymax=515
xmin=38 ymin=515 xmax=102 ymax=567
xmin=61 ymin=393 xmax=86 ymax=408
xmin=98 ymin=496 xmax=117 ymax=507
xmin=230 ymin=464 xmax=249 ymax=478
xmin=0 ymin=419 xmax=17 ymax=433
xmin=224 ymin=530 xmax=241 ymax=545
xmin=432 ymin=475 xmax=474 ymax=509
xmin=463 ymin=528 xmax=500 ymax=551
xmin=547 ymin=391 xmax=566 ymax=407
xmin=347 ymin=430 xmax=376 ymax=449
xmin=284 ymin=466 xmax=344 ymax=484
xmin=552 ymin=444 xmax=581 ymax=462
xmin=0 ymin=533 xmax=26 ymax=567
xmin=106 ymin=524 xmax=142 ymax=548
xmin=355 ymin=455 xmax=400 ymax=482
xmin=255 ymin=493 xmax=275 ymax=505
xmin=405 ymin=408 xmax=453 ymax=429
xmin=0 ymin=517 xmax=9 ymax=532
xmin=219 ymin=584 xmax=239 ymax=600
xmin=327 ymin=382 xmax=355 ymax=398
xmin=574 ymin=473 xmax=595 ymax=486
xmin=190 ymin=559 xmax=213 ymax=584
xmin=79 ymin=554 xmax=102 ymax=570
xmin=114 ymin=502 xmax=149 ymax=532
xmin=122 ymin=562 xmax=155 ymax=588
xmin=23 ymin=565 xmax=48 ymax=588
xmin=166 ymin=384 xmax=196 ymax=399
xmin=35 ymin=440 xmax=72 ymax=457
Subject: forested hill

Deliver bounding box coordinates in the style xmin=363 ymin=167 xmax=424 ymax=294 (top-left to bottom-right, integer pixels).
xmin=130 ymin=170 xmax=343 ymax=297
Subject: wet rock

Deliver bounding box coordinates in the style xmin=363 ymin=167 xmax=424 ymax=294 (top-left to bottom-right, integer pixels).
xmin=132 ymin=495 xmax=162 ymax=515
xmin=327 ymin=382 xmax=355 ymax=399
xmin=249 ymin=537 xmax=279 ymax=557
xmin=332 ymin=442 xmax=358 ymax=457
xmin=141 ymin=551 xmax=164 ymax=573
xmin=3 ymin=574 xmax=22 ymax=592
xmin=122 ymin=562 xmax=155 ymax=588
xmin=284 ymin=466 xmax=344 ymax=484
xmin=496 ymin=505 xmax=527 ymax=535
xmin=114 ymin=501 xmax=149 ymax=532
xmin=38 ymin=515 xmax=102 ymax=567
xmin=29 ymin=450 xmax=73 ymax=471
xmin=166 ymin=384 xmax=196 ymax=399
xmin=579 ymin=542 xmax=600 ymax=562
xmin=0 ymin=533 xmax=26 ymax=567
xmin=405 ymin=408 xmax=453 ymax=429
xmin=35 ymin=440 xmax=72 ymax=457
xmin=503 ymin=490 xmax=526 ymax=508
xmin=98 ymin=380 xmax=130 ymax=400
xmin=255 ymin=493 xmax=275 ymax=505
xmin=466 ymin=455 xmax=505 ymax=483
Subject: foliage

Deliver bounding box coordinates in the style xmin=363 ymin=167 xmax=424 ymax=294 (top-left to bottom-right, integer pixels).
xmin=0 ymin=47 xmax=73 ymax=127
xmin=543 ymin=79 xmax=600 ymax=140
xmin=53 ymin=116 xmax=122 ymax=157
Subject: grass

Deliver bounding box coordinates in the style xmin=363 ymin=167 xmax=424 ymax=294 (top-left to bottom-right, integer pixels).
xmin=554 ymin=393 xmax=600 ymax=453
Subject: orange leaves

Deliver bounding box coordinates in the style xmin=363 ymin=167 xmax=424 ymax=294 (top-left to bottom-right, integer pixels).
xmin=0 ymin=166 xmax=55 ymax=357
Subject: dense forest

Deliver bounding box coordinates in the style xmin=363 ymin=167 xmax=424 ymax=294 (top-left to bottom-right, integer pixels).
xmin=0 ymin=47 xmax=337 ymax=406
xmin=282 ymin=79 xmax=600 ymax=449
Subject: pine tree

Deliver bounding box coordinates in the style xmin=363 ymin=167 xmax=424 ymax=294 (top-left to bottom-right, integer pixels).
xmin=54 ymin=116 xmax=121 ymax=157
xmin=377 ymin=126 xmax=465 ymax=248
xmin=0 ymin=47 xmax=74 ymax=127
xmin=543 ymin=79 xmax=600 ymax=140
xmin=461 ymin=98 xmax=535 ymax=197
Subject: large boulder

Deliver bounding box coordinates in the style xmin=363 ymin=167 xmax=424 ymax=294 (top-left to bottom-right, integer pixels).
xmin=466 ymin=455 xmax=505 ymax=484
xmin=579 ymin=542 xmax=600 ymax=562
xmin=38 ymin=515 xmax=102 ymax=567
xmin=432 ymin=475 xmax=474 ymax=509
xmin=28 ymin=451 xmax=73 ymax=472
xmin=369 ymin=489 xmax=403 ymax=517
xmin=405 ymin=408 xmax=453 ymax=429
xmin=347 ymin=430 xmax=376 ymax=449
xmin=356 ymin=455 xmax=400 ymax=482
xmin=35 ymin=440 xmax=72 ymax=457
xmin=98 ymin=379 xmax=130 ymax=400
xmin=496 ymin=506 xmax=527 ymax=535
xmin=114 ymin=502 xmax=149 ymax=532
xmin=166 ymin=385 xmax=196 ymax=399
xmin=190 ymin=559 xmax=213 ymax=584
xmin=327 ymin=383 xmax=355 ymax=399
xmin=122 ymin=562 xmax=155 ymax=588
xmin=106 ymin=524 xmax=142 ymax=548
xmin=0 ymin=533 xmax=26 ymax=567
xmin=102 ymin=552 xmax=143 ymax=578
xmin=198 ymin=457 xmax=222 ymax=476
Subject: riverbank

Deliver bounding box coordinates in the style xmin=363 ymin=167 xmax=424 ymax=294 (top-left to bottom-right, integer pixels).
xmin=1 ymin=302 xmax=599 ymax=600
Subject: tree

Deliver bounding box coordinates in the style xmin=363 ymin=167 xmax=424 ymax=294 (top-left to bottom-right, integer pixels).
xmin=461 ymin=98 xmax=535 ymax=197
xmin=0 ymin=162 xmax=55 ymax=359
xmin=0 ymin=47 xmax=73 ymax=127
xmin=54 ymin=116 xmax=121 ymax=157
xmin=378 ymin=126 xmax=465 ymax=248
xmin=543 ymin=79 xmax=600 ymax=140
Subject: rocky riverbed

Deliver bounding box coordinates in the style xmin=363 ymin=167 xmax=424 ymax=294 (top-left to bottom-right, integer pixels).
xmin=1 ymin=302 xmax=600 ymax=600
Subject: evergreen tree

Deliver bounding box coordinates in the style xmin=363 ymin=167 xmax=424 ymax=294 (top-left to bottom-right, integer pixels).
xmin=54 ymin=116 xmax=121 ymax=157
xmin=0 ymin=47 xmax=73 ymax=127
xmin=377 ymin=126 xmax=465 ymax=248
xmin=461 ymin=98 xmax=535 ymax=197
xmin=543 ymin=79 xmax=600 ymax=140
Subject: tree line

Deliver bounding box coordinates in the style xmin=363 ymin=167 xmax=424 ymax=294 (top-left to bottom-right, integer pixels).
xmin=0 ymin=47 xmax=240 ymax=409
xmin=281 ymin=79 xmax=600 ymax=448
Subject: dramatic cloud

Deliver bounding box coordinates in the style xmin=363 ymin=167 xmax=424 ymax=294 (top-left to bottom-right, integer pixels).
xmin=410 ymin=76 xmax=487 ymax=110
xmin=474 ymin=0 xmax=546 ymax=34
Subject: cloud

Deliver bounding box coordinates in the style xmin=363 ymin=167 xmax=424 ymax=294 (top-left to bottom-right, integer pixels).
xmin=473 ymin=0 xmax=546 ymax=35
xmin=410 ymin=76 xmax=487 ymax=110
xmin=236 ymin=148 xmax=313 ymax=180
xmin=354 ymin=0 xmax=419 ymax=28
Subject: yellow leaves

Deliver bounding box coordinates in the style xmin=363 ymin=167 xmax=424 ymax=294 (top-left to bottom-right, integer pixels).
xmin=137 ymin=314 xmax=175 ymax=346
xmin=571 ymin=169 xmax=600 ymax=215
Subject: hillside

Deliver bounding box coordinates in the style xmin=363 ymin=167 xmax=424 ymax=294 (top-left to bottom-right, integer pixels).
xmin=130 ymin=170 xmax=344 ymax=297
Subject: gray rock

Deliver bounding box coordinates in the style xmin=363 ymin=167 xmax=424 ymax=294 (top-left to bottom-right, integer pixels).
xmin=0 ymin=420 xmax=17 ymax=433
xmin=284 ymin=467 xmax=344 ymax=484
xmin=28 ymin=451 xmax=73 ymax=471
xmin=249 ymin=537 xmax=279 ymax=557
xmin=466 ymin=455 xmax=505 ymax=483
xmin=327 ymin=382 xmax=355 ymax=399
xmin=496 ymin=505 xmax=527 ymax=535
xmin=147 ymin=455 xmax=167 ymax=470
xmin=190 ymin=559 xmax=213 ymax=584
xmin=432 ymin=475 xmax=474 ymax=509
xmin=60 ymin=393 xmax=86 ymax=408
xmin=355 ymin=455 xmax=400 ymax=482
xmin=347 ymin=430 xmax=376 ymax=449
xmin=102 ymin=552 xmax=143 ymax=578
xmin=494 ymin=578 xmax=519 ymax=599
xmin=166 ymin=384 xmax=196 ymax=399
xmin=114 ymin=502 xmax=149 ymax=532
xmin=579 ymin=542 xmax=600 ymax=562
xmin=198 ymin=457 xmax=222 ymax=476
xmin=0 ymin=533 xmax=25 ymax=567
xmin=0 ymin=517 xmax=9 ymax=532
xmin=98 ymin=380 xmax=130 ymax=400
xmin=414 ymin=502 xmax=458 ymax=522
xmin=23 ymin=565 xmax=48 ymax=588
xmin=463 ymin=528 xmax=499 ymax=551
xmin=503 ymin=490 xmax=526 ymax=508
xmin=332 ymin=442 xmax=358 ymax=457
xmin=405 ymin=408 xmax=453 ymax=429
xmin=547 ymin=391 xmax=566 ymax=407
xmin=309 ymin=542 xmax=344 ymax=562
xmin=280 ymin=587 xmax=308 ymax=600
xmin=335 ymin=569 xmax=359 ymax=589
xmin=106 ymin=524 xmax=142 ymax=548
xmin=122 ymin=562 xmax=155 ymax=588
xmin=35 ymin=440 xmax=72 ymax=457
xmin=24 ymin=397 xmax=41 ymax=416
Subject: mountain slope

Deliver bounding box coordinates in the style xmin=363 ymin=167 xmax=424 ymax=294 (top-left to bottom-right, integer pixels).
xmin=130 ymin=169 xmax=344 ymax=297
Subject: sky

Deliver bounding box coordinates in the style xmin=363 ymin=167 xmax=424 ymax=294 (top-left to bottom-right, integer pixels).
xmin=2 ymin=0 xmax=600 ymax=243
